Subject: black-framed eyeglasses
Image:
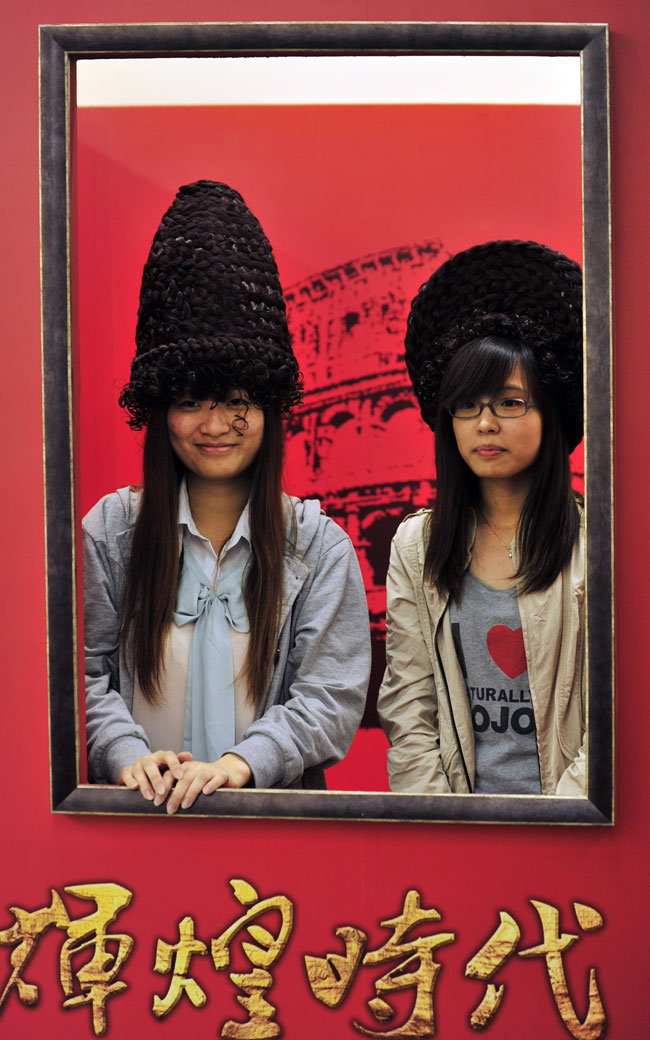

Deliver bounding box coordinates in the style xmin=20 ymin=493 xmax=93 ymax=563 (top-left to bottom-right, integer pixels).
xmin=448 ymin=398 xmax=538 ymax=419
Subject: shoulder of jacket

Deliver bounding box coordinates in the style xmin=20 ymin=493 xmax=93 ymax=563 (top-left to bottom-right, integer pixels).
xmin=570 ymin=518 xmax=585 ymax=583
xmin=284 ymin=495 xmax=351 ymax=561
xmin=393 ymin=508 xmax=431 ymax=548
xmin=565 ymin=497 xmax=585 ymax=572
xmin=83 ymin=486 xmax=142 ymax=541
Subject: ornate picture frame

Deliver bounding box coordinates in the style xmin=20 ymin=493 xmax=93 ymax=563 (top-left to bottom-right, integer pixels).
xmin=40 ymin=21 xmax=613 ymax=823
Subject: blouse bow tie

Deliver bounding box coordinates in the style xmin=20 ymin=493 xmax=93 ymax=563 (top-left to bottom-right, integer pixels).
xmin=173 ymin=548 xmax=250 ymax=763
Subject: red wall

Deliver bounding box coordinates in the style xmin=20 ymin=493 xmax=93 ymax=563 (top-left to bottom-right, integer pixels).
xmin=75 ymin=100 xmax=583 ymax=783
xmin=1 ymin=2 xmax=646 ymax=1038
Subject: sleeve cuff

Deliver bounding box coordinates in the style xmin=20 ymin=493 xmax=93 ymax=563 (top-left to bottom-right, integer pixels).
xmin=226 ymin=734 xmax=286 ymax=789
xmin=97 ymin=736 xmax=151 ymax=785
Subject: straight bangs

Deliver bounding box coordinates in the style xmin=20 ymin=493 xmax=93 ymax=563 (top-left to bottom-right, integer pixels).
xmin=183 ymin=364 xmax=263 ymax=409
xmin=177 ymin=366 xmax=270 ymax=440
xmin=437 ymin=336 xmax=540 ymax=421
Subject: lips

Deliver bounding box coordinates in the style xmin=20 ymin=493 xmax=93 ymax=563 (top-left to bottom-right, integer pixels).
xmin=475 ymin=445 xmax=505 ymax=458
xmin=195 ymin=443 xmax=236 ymax=453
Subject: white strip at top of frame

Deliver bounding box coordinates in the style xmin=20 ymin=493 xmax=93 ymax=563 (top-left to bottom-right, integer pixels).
xmin=76 ymin=55 xmax=580 ymax=107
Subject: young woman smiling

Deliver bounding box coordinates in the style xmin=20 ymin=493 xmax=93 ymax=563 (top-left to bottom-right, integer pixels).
xmin=83 ymin=181 xmax=370 ymax=812
xmin=378 ymin=241 xmax=584 ymax=797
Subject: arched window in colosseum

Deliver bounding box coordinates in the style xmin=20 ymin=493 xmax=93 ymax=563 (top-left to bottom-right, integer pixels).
xmin=374 ymin=400 xmax=433 ymax=479
xmin=319 ymin=410 xmax=359 ymax=480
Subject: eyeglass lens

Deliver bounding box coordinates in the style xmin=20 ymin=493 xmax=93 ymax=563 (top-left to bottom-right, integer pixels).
xmin=451 ymin=398 xmax=529 ymax=419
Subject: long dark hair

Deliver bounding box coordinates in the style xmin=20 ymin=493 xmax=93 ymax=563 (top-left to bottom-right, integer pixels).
xmin=121 ymin=405 xmax=286 ymax=707
xmin=425 ymin=335 xmax=581 ymax=600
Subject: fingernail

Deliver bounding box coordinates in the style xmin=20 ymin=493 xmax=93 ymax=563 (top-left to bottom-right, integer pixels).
xmin=153 ymin=795 xmax=163 ymax=806
xmin=166 ymin=803 xmax=176 ymax=815
xmin=143 ymin=789 xmax=153 ymax=801
xmin=155 ymin=784 xmax=165 ymax=796
xmin=181 ymin=798 xmax=190 ymax=809
xmin=174 ymin=769 xmax=183 ymax=780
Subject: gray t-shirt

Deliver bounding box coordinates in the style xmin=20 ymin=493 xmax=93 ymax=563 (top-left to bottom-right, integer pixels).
xmin=449 ymin=571 xmax=542 ymax=794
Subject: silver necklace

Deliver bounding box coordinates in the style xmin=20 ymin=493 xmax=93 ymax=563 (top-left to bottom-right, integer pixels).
xmin=479 ymin=510 xmax=515 ymax=559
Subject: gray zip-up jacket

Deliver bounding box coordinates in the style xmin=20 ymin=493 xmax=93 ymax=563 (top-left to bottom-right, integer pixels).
xmin=378 ymin=510 xmax=585 ymax=796
xmin=83 ymin=488 xmax=371 ymax=787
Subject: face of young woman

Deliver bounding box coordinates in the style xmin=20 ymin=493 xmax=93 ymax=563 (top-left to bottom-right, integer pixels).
xmin=451 ymin=364 xmax=543 ymax=485
xmin=167 ymin=393 xmax=264 ymax=486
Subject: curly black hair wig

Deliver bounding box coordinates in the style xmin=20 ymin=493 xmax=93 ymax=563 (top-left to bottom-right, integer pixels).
xmin=119 ymin=180 xmax=302 ymax=430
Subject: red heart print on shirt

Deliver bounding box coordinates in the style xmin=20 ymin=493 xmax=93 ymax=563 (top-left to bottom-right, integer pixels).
xmin=487 ymin=626 xmax=527 ymax=679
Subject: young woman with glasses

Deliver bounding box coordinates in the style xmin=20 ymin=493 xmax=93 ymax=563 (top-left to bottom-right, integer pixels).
xmin=378 ymin=241 xmax=585 ymax=796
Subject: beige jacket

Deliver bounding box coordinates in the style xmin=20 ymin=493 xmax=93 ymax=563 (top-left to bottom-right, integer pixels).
xmin=378 ymin=511 xmax=585 ymax=796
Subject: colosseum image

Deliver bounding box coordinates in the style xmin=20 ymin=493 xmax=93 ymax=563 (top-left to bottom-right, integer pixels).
xmin=284 ymin=241 xmax=450 ymax=724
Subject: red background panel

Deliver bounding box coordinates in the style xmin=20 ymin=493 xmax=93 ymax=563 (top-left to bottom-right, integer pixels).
xmin=0 ymin=2 xmax=645 ymax=1038
xmin=75 ymin=103 xmax=582 ymax=513
xmin=75 ymin=102 xmax=583 ymax=779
